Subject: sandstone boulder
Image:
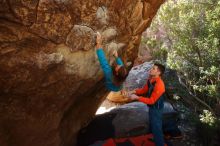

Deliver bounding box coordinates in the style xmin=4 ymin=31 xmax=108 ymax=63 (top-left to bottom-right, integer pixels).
xmin=0 ymin=0 xmax=165 ymax=146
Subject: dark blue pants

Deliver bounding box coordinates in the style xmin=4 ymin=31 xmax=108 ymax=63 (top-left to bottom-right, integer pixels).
xmin=149 ymin=108 xmax=164 ymax=146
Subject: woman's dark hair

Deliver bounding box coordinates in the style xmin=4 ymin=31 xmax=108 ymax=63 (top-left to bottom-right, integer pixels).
xmin=112 ymin=63 xmax=128 ymax=85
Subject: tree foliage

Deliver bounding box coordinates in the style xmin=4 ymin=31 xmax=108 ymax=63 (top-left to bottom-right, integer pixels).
xmin=142 ymin=0 xmax=220 ymax=107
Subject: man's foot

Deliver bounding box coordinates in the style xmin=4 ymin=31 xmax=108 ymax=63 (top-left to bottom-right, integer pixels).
xmin=164 ymin=132 xmax=183 ymax=140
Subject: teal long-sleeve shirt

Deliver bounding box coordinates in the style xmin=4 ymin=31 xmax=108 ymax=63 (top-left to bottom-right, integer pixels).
xmin=96 ymin=48 xmax=124 ymax=91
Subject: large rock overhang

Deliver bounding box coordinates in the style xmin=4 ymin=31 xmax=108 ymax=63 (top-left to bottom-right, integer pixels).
xmin=0 ymin=0 xmax=165 ymax=146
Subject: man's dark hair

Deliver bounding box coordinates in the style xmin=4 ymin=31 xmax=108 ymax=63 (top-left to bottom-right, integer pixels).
xmin=154 ymin=63 xmax=165 ymax=76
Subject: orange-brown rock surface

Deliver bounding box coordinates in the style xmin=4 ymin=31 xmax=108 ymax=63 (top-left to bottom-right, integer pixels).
xmin=0 ymin=0 xmax=165 ymax=146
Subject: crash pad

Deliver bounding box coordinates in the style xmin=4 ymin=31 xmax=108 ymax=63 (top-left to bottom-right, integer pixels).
xmin=103 ymin=134 xmax=168 ymax=146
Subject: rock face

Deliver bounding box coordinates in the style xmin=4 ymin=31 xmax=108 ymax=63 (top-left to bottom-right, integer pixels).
xmin=78 ymin=102 xmax=179 ymax=146
xmin=0 ymin=0 xmax=165 ymax=146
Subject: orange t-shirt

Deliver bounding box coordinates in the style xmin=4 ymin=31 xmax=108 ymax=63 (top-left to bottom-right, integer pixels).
xmin=135 ymin=77 xmax=165 ymax=105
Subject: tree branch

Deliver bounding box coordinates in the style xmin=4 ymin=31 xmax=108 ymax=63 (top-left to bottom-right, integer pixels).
xmin=178 ymin=75 xmax=215 ymax=113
